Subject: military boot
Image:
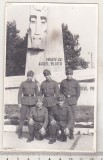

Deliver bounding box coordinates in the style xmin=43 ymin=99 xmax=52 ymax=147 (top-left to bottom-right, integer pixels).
xmin=35 ymin=134 xmax=44 ymax=141
xmin=61 ymin=135 xmax=67 ymax=142
xmin=27 ymin=134 xmax=34 ymax=142
xmin=69 ymin=129 xmax=74 ymax=140
xmin=18 ymin=129 xmax=23 ymax=139
xmin=59 ymin=131 xmax=67 ymax=142
xmin=49 ymin=138 xmax=56 ymax=144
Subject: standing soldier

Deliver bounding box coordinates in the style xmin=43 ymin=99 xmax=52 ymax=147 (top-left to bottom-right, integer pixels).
xmin=27 ymin=96 xmax=48 ymax=142
xmin=60 ymin=68 xmax=80 ymax=140
xmin=40 ymin=69 xmax=59 ymax=114
xmin=49 ymin=94 xmax=74 ymax=144
xmin=18 ymin=70 xmax=38 ymax=139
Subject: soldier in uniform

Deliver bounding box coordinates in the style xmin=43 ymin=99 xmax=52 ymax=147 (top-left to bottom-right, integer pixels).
xmin=18 ymin=70 xmax=39 ymax=139
xmin=27 ymin=96 xmax=48 ymax=142
xmin=49 ymin=94 xmax=74 ymax=144
xmin=60 ymin=68 xmax=80 ymax=140
xmin=40 ymin=69 xmax=59 ymax=114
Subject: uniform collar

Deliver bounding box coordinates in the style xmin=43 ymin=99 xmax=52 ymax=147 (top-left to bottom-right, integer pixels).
xmin=57 ymin=104 xmax=63 ymax=109
xmin=66 ymin=78 xmax=73 ymax=81
xmin=36 ymin=106 xmax=42 ymax=110
xmin=26 ymin=79 xmax=33 ymax=83
xmin=46 ymin=78 xmax=52 ymax=82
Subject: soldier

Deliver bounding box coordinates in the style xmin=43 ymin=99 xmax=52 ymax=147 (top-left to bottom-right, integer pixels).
xmin=18 ymin=70 xmax=39 ymax=139
xmin=40 ymin=69 xmax=59 ymax=114
xmin=60 ymin=68 xmax=80 ymax=140
xmin=27 ymin=96 xmax=48 ymax=142
xmin=49 ymin=94 xmax=74 ymax=144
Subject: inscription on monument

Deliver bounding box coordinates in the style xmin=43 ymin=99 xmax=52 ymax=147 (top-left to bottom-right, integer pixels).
xmin=39 ymin=58 xmax=63 ymax=66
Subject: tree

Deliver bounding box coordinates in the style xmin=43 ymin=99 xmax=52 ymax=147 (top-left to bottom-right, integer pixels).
xmin=6 ymin=21 xmax=22 ymax=76
xmin=62 ymin=23 xmax=88 ymax=70
xmin=14 ymin=33 xmax=28 ymax=75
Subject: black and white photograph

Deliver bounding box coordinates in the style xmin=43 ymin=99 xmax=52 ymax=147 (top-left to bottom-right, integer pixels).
xmin=4 ymin=3 xmax=98 ymax=151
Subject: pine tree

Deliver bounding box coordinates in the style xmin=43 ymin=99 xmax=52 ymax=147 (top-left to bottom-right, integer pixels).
xmin=6 ymin=21 xmax=23 ymax=76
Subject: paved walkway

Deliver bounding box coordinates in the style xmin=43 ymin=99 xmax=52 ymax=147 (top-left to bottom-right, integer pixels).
xmin=3 ymin=132 xmax=94 ymax=151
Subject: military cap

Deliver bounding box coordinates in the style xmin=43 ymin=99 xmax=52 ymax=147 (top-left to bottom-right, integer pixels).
xmin=27 ymin=70 xmax=34 ymax=77
xmin=56 ymin=94 xmax=65 ymax=101
xmin=43 ymin=69 xmax=51 ymax=76
xmin=66 ymin=68 xmax=73 ymax=75
xmin=35 ymin=96 xmax=43 ymax=102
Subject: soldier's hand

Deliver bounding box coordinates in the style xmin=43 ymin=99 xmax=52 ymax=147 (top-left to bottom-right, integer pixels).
xmin=18 ymin=104 xmax=22 ymax=109
xmin=29 ymin=118 xmax=34 ymax=125
xmin=39 ymin=127 xmax=45 ymax=135
xmin=50 ymin=119 xmax=56 ymax=125
xmin=64 ymin=128 xmax=69 ymax=136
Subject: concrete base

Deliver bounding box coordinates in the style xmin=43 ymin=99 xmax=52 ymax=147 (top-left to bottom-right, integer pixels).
xmin=3 ymin=131 xmax=94 ymax=151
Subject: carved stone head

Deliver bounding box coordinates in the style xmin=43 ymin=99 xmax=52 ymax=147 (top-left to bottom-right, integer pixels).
xmin=28 ymin=6 xmax=47 ymax=50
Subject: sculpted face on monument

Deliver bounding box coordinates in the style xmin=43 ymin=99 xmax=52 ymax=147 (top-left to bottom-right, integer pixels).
xmin=28 ymin=6 xmax=47 ymax=50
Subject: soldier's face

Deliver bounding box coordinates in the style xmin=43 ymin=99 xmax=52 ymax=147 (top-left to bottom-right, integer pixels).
xmin=44 ymin=74 xmax=51 ymax=80
xmin=66 ymin=74 xmax=72 ymax=79
xmin=27 ymin=76 xmax=33 ymax=81
xmin=57 ymin=101 xmax=64 ymax=107
xmin=37 ymin=100 xmax=43 ymax=108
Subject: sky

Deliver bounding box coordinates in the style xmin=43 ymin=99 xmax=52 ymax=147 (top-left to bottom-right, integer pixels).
xmin=6 ymin=3 xmax=98 ymax=66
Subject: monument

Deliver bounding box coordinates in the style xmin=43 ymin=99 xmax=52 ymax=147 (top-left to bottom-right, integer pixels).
xmin=25 ymin=5 xmax=66 ymax=82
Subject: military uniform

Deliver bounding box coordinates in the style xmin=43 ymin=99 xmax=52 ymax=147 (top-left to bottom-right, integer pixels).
xmin=27 ymin=97 xmax=48 ymax=142
xmin=60 ymin=78 xmax=80 ymax=107
xmin=40 ymin=69 xmax=59 ymax=113
xmin=18 ymin=71 xmax=39 ymax=138
xmin=60 ymin=69 xmax=80 ymax=139
xmin=49 ymin=95 xmax=74 ymax=144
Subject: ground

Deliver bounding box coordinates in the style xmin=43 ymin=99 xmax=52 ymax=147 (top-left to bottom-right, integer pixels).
xmin=3 ymin=105 xmax=94 ymax=151
xmin=3 ymin=132 xmax=94 ymax=151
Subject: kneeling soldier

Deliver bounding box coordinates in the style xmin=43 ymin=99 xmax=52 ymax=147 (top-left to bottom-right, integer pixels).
xmin=49 ymin=94 xmax=74 ymax=144
xmin=27 ymin=97 xmax=48 ymax=142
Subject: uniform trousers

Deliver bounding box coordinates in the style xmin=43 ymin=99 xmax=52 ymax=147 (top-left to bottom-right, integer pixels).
xmin=28 ymin=122 xmax=46 ymax=139
xmin=49 ymin=121 xmax=67 ymax=139
xmin=18 ymin=105 xmax=34 ymax=131
xmin=65 ymin=99 xmax=76 ymax=131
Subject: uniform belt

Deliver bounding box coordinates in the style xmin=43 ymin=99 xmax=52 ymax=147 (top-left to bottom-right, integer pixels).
xmin=24 ymin=94 xmax=34 ymax=97
xmin=56 ymin=119 xmax=67 ymax=122
xmin=66 ymin=95 xmax=76 ymax=98
xmin=34 ymin=119 xmax=43 ymax=123
xmin=44 ymin=95 xmax=54 ymax=97
xmin=26 ymin=105 xmax=35 ymax=107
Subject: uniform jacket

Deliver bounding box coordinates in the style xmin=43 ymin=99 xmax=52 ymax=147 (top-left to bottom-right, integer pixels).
xmin=40 ymin=79 xmax=59 ymax=107
xmin=50 ymin=104 xmax=74 ymax=129
xmin=60 ymin=78 xmax=80 ymax=105
xmin=29 ymin=106 xmax=48 ymax=128
xmin=18 ymin=80 xmax=38 ymax=105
